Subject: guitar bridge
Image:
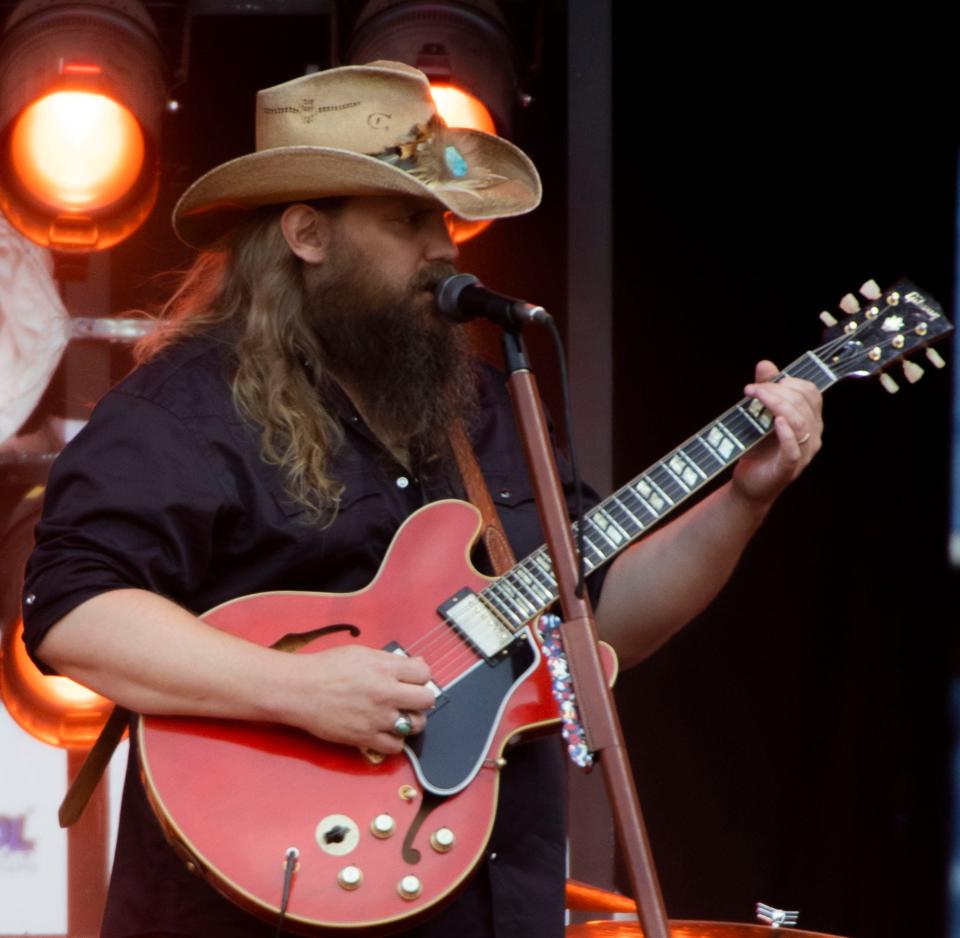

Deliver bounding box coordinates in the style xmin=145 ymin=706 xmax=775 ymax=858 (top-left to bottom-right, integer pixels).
xmin=437 ymin=588 xmax=514 ymax=663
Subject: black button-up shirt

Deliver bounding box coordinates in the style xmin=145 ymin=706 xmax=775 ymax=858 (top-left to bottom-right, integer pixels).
xmin=23 ymin=334 xmax=605 ymax=938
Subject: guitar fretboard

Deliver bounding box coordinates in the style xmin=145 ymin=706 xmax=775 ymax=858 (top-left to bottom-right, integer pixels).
xmin=478 ymin=350 xmax=838 ymax=631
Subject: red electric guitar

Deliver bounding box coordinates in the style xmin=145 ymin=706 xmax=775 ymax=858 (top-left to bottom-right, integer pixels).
xmin=139 ymin=280 xmax=951 ymax=934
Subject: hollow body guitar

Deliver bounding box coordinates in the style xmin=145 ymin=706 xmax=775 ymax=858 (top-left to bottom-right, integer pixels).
xmin=138 ymin=280 xmax=952 ymax=934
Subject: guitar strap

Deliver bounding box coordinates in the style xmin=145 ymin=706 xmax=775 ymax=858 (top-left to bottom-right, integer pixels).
xmin=447 ymin=420 xmax=516 ymax=575
xmin=60 ymin=423 xmax=516 ymax=828
xmin=59 ymin=702 xmax=129 ymax=827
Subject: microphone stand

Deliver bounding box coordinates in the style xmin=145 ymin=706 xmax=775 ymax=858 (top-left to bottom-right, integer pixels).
xmin=501 ymin=329 xmax=671 ymax=938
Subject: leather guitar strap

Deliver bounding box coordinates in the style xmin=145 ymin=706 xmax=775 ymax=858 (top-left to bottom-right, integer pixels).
xmin=448 ymin=421 xmax=515 ymax=575
xmin=59 ymin=702 xmax=129 ymax=827
xmin=62 ymin=424 xmax=515 ymax=828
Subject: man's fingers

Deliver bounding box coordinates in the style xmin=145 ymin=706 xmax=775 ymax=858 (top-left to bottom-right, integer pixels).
xmin=754 ymin=359 xmax=779 ymax=383
xmin=391 ymin=653 xmax=432 ymax=685
xmin=394 ymin=683 xmax=436 ymax=713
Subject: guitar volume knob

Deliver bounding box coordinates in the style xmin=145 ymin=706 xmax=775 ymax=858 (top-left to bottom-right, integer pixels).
xmin=337 ymin=865 xmax=363 ymax=890
xmin=430 ymin=827 xmax=455 ymax=853
xmin=370 ymin=814 xmax=396 ymax=838
xmin=398 ymin=875 xmax=422 ymax=900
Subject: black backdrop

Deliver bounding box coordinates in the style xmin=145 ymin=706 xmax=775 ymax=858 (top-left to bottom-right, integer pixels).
xmin=607 ymin=16 xmax=959 ymax=938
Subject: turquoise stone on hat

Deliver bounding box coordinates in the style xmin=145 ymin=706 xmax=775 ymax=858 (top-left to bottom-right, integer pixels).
xmin=444 ymin=145 xmax=468 ymax=178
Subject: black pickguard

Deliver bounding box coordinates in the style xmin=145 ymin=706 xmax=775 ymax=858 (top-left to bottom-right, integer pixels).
xmin=406 ymin=635 xmax=536 ymax=795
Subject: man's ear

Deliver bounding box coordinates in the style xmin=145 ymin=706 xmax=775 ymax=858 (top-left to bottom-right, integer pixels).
xmin=280 ymin=203 xmax=333 ymax=264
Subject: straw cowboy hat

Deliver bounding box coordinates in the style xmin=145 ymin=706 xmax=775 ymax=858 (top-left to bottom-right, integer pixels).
xmin=173 ymin=60 xmax=542 ymax=249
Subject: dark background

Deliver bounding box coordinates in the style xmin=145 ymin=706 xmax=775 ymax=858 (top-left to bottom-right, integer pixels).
xmin=1 ymin=3 xmax=957 ymax=937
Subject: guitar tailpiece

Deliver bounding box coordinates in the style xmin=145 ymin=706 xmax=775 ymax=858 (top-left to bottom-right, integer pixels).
xmin=273 ymin=847 xmax=300 ymax=938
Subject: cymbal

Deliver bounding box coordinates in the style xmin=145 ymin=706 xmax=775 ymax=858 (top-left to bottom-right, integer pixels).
xmin=566 ymin=922 xmax=847 ymax=938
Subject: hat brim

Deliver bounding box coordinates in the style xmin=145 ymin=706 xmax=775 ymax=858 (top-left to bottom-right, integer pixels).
xmin=173 ymin=128 xmax=541 ymax=249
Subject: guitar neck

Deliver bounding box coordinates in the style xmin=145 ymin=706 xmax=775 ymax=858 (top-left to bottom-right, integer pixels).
xmin=480 ymin=350 xmax=839 ymax=630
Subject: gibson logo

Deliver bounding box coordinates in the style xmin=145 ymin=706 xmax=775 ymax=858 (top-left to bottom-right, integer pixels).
xmin=0 ymin=814 xmax=34 ymax=854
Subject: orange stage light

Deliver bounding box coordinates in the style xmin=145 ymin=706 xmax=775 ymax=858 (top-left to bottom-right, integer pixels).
xmin=0 ymin=0 xmax=164 ymax=251
xmin=10 ymin=91 xmax=146 ymax=213
xmin=1 ymin=617 xmax=113 ymax=750
xmin=0 ymin=490 xmax=113 ymax=749
xmin=430 ymin=84 xmax=497 ymax=136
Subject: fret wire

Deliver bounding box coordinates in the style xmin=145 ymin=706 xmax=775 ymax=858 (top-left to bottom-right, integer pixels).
xmin=477 ymin=588 xmax=523 ymax=629
xmin=587 ymin=523 xmax=619 ymax=553
xmin=487 ymin=584 xmax=526 ymax=627
xmin=514 ymin=565 xmax=553 ymax=605
xmin=802 ymin=350 xmax=837 ymax=385
xmin=647 ymin=465 xmax=682 ymax=503
xmin=610 ymin=493 xmax=646 ymax=530
xmin=532 ymin=551 xmax=559 ymax=591
xmin=673 ymin=447 xmax=709 ymax=481
xmin=632 ymin=479 xmax=668 ymax=517
xmin=525 ymin=555 xmax=555 ymax=592
xmin=736 ymin=403 xmax=770 ymax=435
xmin=579 ymin=529 xmax=608 ymax=562
xmin=698 ymin=425 xmax=740 ymax=466
xmin=660 ymin=460 xmax=692 ymax=494
xmin=688 ymin=439 xmax=729 ymax=479
xmin=501 ymin=578 xmax=538 ymax=619
xmin=506 ymin=571 xmax=543 ymax=613
xmin=605 ymin=497 xmax=641 ymax=535
xmin=619 ymin=487 xmax=657 ymax=525
xmin=588 ymin=510 xmax=627 ymax=550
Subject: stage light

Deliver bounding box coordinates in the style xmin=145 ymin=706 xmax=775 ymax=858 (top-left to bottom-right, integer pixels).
xmin=0 ymin=0 xmax=165 ymax=252
xmin=347 ymin=0 xmax=521 ymax=243
xmin=0 ymin=490 xmax=112 ymax=749
xmin=429 ymin=84 xmax=496 ymax=136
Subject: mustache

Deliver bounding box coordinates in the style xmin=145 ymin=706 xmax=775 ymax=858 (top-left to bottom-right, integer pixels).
xmin=410 ymin=263 xmax=459 ymax=295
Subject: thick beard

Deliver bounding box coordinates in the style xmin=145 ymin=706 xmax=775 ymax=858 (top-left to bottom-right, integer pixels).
xmin=306 ymin=255 xmax=477 ymax=476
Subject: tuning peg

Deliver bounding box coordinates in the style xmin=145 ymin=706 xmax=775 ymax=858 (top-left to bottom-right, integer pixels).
xmin=926 ymin=347 xmax=946 ymax=369
xmin=902 ymin=361 xmax=924 ymax=384
xmin=839 ymin=293 xmax=861 ymax=314
xmin=819 ymin=310 xmax=838 ymax=327
xmin=859 ymin=279 xmax=882 ymax=300
xmin=879 ymin=373 xmax=900 ymax=394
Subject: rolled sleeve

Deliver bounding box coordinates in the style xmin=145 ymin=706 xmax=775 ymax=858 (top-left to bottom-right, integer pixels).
xmin=22 ymin=390 xmax=226 ymax=671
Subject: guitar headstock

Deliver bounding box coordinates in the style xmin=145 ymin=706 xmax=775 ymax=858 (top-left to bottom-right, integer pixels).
xmin=815 ymin=279 xmax=953 ymax=392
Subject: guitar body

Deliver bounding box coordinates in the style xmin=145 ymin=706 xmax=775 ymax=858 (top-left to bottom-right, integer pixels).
xmin=139 ymin=499 xmax=611 ymax=934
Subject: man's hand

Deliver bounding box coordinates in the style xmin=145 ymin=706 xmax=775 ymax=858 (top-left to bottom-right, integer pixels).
xmin=288 ymin=645 xmax=434 ymax=755
xmin=732 ymin=359 xmax=823 ymax=506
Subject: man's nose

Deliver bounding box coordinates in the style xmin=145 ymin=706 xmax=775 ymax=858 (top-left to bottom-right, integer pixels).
xmin=424 ymin=213 xmax=459 ymax=264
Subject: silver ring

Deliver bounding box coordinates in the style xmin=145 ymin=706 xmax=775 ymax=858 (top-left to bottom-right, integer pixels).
xmin=797 ymin=432 xmax=811 ymax=445
xmin=393 ymin=713 xmax=414 ymax=737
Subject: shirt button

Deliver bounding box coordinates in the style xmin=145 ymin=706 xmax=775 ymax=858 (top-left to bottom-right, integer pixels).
xmin=498 ymin=489 xmax=511 ymax=500
xmin=24 ymin=592 xmax=36 ymax=605
xmin=396 ymin=476 xmax=410 ymax=489
xmin=489 ymin=852 xmax=497 ymax=862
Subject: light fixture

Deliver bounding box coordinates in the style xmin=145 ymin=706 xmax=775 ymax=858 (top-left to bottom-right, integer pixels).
xmin=347 ymin=0 xmax=520 ymax=243
xmin=0 ymin=0 xmax=166 ymax=252
xmin=0 ymin=489 xmax=112 ymax=749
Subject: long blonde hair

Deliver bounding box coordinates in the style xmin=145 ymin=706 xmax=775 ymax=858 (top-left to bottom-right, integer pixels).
xmin=138 ymin=208 xmax=345 ymax=523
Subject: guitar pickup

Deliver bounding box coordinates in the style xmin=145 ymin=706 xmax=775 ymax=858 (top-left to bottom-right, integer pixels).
xmin=437 ymin=588 xmax=514 ymax=664
xmin=384 ymin=642 xmax=448 ymax=713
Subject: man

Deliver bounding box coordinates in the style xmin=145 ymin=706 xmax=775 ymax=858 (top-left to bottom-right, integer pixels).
xmin=22 ymin=61 xmax=822 ymax=937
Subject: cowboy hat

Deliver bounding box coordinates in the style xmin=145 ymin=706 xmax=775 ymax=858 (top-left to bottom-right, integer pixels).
xmin=172 ymin=60 xmax=541 ymax=249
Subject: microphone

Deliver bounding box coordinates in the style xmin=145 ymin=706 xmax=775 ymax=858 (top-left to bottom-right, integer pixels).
xmin=435 ymin=274 xmax=551 ymax=329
